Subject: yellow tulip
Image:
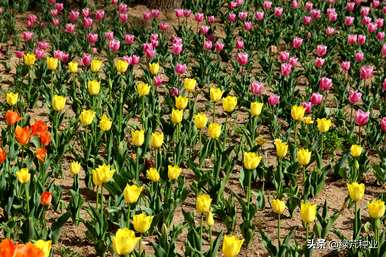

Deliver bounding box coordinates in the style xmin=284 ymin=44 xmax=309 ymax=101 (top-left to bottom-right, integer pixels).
xmin=168 ymin=164 xmax=181 ymax=180
xmin=131 ymin=129 xmax=145 ymax=147
xmin=88 ymin=80 xmax=101 ymax=96
xmin=196 ymin=194 xmax=212 ymax=214
xmin=297 ymin=148 xmax=311 ymax=166
xmin=6 ymin=92 xmax=18 ymax=106
xmin=52 ymin=95 xmax=66 ymax=111
xmin=115 ymin=59 xmax=129 ymax=73
xmin=222 ymin=235 xmax=244 ymax=257
xmin=148 ymin=62 xmax=160 ymax=75
xmin=146 ymin=168 xmax=160 ymax=182
xmin=274 ymin=139 xmax=288 ymax=158
xmin=136 ymin=82 xmax=151 ymax=96
xmin=24 ymin=53 xmax=36 ymax=66
xmin=150 ymin=131 xmax=164 ymax=149
xmin=123 ymin=184 xmax=143 ymax=204
xmin=300 ymin=202 xmax=317 ymax=224
xmin=250 ymin=102 xmax=263 ymax=117
xmin=303 ymin=116 xmax=314 ymax=125
xmin=92 ymin=164 xmax=115 ymax=187
xmin=350 ymin=145 xmax=362 ymax=157
xmin=68 ymin=61 xmax=78 ymax=73
xmin=222 ymin=96 xmax=237 ymax=113
xmin=347 ymin=182 xmax=365 ymax=202
xmin=194 ymin=112 xmax=208 ymax=129
xmin=70 ymin=161 xmax=81 ymax=176
xmin=184 ymin=78 xmax=197 ymax=92
xmin=243 ymin=152 xmax=262 ymax=170
xmin=367 ymin=199 xmax=385 ymax=219
xmin=208 ymin=123 xmax=221 ymax=139
xmin=171 ymin=109 xmax=183 ymax=125
xmin=272 ymin=199 xmax=286 ymax=215
xmin=291 ymin=105 xmax=305 ymax=121
xmin=133 ymin=212 xmax=154 ymax=233
xmin=99 ymin=114 xmax=112 ymax=132
xmin=90 ymin=59 xmax=102 ymax=72
xmin=210 ymin=86 xmax=223 ymax=102
xmin=47 ymin=57 xmax=58 ymax=71
xmin=175 ymin=96 xmax=189 ymax=110
xmin=112 ymin=228 xmax=140 ymax=256
xmin=16 ymin=168 xmax=30 ymax=184
xmin=34 ymin=240 xmax=51 ymax=257
xmin=317 ymin=118 xmax=332 ymax=133
xmin=79 ymin=109 xmax=95 ymax=126
xmin=206 ymin=211 xmax=214 ymax=226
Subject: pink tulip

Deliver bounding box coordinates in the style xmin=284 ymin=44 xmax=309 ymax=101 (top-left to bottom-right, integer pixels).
xmin=118 ymin=3 xmax=127 ymax=14
xmin=348 ymin=90 xmax=362 ymax=104
xmin=171 ymin=42 xmax=183 ymax=55
xmin=82 ymin=8 xmax=90 ymax=17
xmin=111 ymin=0 xmax=118 ymax=4
xmin=327 ymin=8 xmax=337 ymax=22
xmin=319 ymin=77 xmax=333 ymax=91
xmin=50 ymin=9 xmax=58 ymax=17
xmin=315 ymin=58 xmax=325 ymax=68
xmin=15 ymin=51 xmax=24 ymax=58
xmin=108 ymin=39 xmax=120 ymax=52
xmin=143 ymin=43 xmax=156 ymax=59
xmin=65 ymin=23 xmax=75 ymax=33
xmin=310 ymin=92 xmax=323 ymax=105
xmin=203 ymin=40 xmax=212 ymax=50
xmin=236 ymin=52 xmax=248 ymax=65
xmin=302 ymin=101 xmax=312 ymax=113
xmin=22 ymin=31 xmax=33 ymax=41
xmin=376 ymin=32 xmax=385 ymax=41
xmin=305 ymin=1 xmax=313 ymax=12
xmin=344 ymin=16 xmax=354 ymax=26
xmin=310 ymin=9 xmax=321 ymax=19
xmin=130 ymin=55 xmax=140 ymax=65
xmin=381 ymin=117 xmax=386 ymax=132
xmin=367 ymin=23 xmax=377 ymax=33
xmin=95 ymin=9 xmax=105 ymax=21
xmin=383 ymin=79 xmax=386 ymax=91
xmin=341 ymin=61 xmax=351 ymax=73
xmin=215 ymin=41 xmax=224 ymax=52
xmin=87 ymin=33 xmax=98 ymax=45
xmin=26 ymin=14 xmax=38 ymax=28
xmin=376 ymin=18 xmax=384 ymax=28
xmin=289 ymin=57 xmax=298 ymax=66
xmin=361 ymin=16 xmax=371 ymax=26
xmin=346 ymin=2 xmax=355 ymax=12
xmin=124 ymin=34 xmax=135 ymax=45
xmin=175 ymin=63 xmax=186 ymax=75
xmin=194 ymin=13 xmax=204 ymax=22
xmin=249 ymin=81 xmax=264 ymax=96
xmin=83 ymin=17 xmax=93 ymax=28
xmin=53 ymin=50 xmax=63 ymax=60
xmin=170 ymin=87 xmax=179 ymax=97
xmin=200 ymin=25 xmax=209 ymax=34
xmin=143 ymin=11 xmax=152 ymax=21
xmin=236 ymin=39 xmax=244 ymax=49
xmin=280 ymin=63 xmax=293 ymax=77
xmin=35 ymin=48 xmax=46 ymax=59
xmin=55 ymin=3 xmax=63 ymax=12
xmin=236 ymin=0 xmax=244 ymax=6
xmin=268 ymin=94 xmax=280 ymax=106
xmin=255 ymin=11 xmax=264 ymax=21
xmin=154 ymin=75 xmax=164 ymax=87
xmin=159 ymin=22 xmax=169 ymax=31
xmin=37 ymin=41 xmax=49 ymax=50
xmin=175 ymin=9 xmax=184 ymax=18
xmin=52 ymin=18 xmax=60 ymax=26
xmin=69 ymin=10 xmax=79 ymax=22
xmin=208 ymin=16 xmax=215 ymax=24
xmin=359 ymin=65 xmax=373 ymax=80
xmin=292 ymin=37 xmax=303 ymax=49
xmin=325 ymin=27 xmax=335 ymax=36
xmin=347 ymin=34 xmax=357 ymax=45
xmin=291 ymin=0 xmax=299 ymax=9
xmin=357 ymin=35 xmax=366 ymax=45
xmin=238 ymin=12 xmax=248 ymax=21
xmin=81 ymin=53 xmax=91 ymax=66
xmin=229 ymin=1 xmax=237 ymax=9
xmin=316 ymin=44 xmax=327 ymax=57
xmin=263 ymin=1 xmax=272 ymax=10
xmin=303 ymin=16 xmax=312 ymax=25
xmin=372 ymin=0 xmax=380 ymax=8
xmin=382 ymin=44 xmax=386 ymax=57
xmin=183 ymin=9 xmax=192 ymax=17
xmin=119 ymin=13 xmax=128 ymax=23
xmin=61 ymin=52 xmax=69 ymax=63
xmin=360 ymin=6 xmax=370 ymax=17
xmin=151 ymin=9 xmax=160 ymax=19
xmin=355 ymin=51 xmax=364 ymax=62
xmin=278 ymin=51 xmax=289 ymax=63
xmin=227 ymin=13 xmax=237 ymax=23
xmin=244 ymin=22 xmax=253 ymax=31
xmin=274 ymin=7 xmax=283 ymax=17
xmin=355 ymin=109 xmax=369 ymax=126
xmin=104 ymin=31 xmax=114 ymax=41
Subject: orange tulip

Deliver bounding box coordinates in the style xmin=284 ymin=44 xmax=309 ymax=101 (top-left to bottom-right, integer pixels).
xmin=31 ymin=120 xmax=48 ymax=137
xmin=0 ymin=239 xmax=15 ymax=257
xmin=5 ymin=111 xmax=21 ymax=126
xmin=36 ymin=147 xmax=47 ymax=162
xmin=0 ymin=147 xmax=6 ymax=164
xmin=39 ymin=132 xmax=51 ymax=146
xmin=15 ymin=126 xmax=31 ymax=145
xmin=40 ymin=191 xmax=52 ymax=206
xmin=14 ymin=243 xmax=44 ymax=257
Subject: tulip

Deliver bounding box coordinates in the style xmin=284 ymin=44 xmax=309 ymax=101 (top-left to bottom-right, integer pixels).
xmin=133 ymin=213 xmax=154 ymax=234
xmin=35 ymin=147 xmax=47 ymax=162
xmin=316 ymin=45 xmax=327 ymax=57
xmin=123 ymin=184 xmax=143 ymax=204
xmin=243 ymin=152 xmax=262 ymax=170
xmin=6 ymin=92 xmax=18 ymax=106
xmin=52 ymin=95 xmax=66 ymax=111
xmin=115 ymin=59 xmax=128 ymax=73
xmin=15 ymin=126 xmax=30 ymax=145
xmin=90 ymin=59 xmax=102 ymax=72
xmin=319 ymin=77 xmax=333 ymax=91
xmin=297 ymin=148 xmax=311 ymax=166
xmin=355 ymin=109 xmax=369 ymax=126
xmin=291 ymin=105 xmax=305 ymax=121
xmin=87 ymin=80 xmax=100 ymax=96
xmin=99 ymin=114 xmax=112 ymax=132
xmin=112 ymin=228 xmax=140 ymax=256
xmin=250 ymin=102 xmax=263 ymax=117
xmin=359 ymin=65 xmax=374 ymax=80
xmin=150 ymin=131 xmax=164 ymax=148
xmin=136 ymin=82 xmax=150 ymax=97
xmin=148 ymin=63 xmax=160 ymax=76
xmin=146 ymin=168 xmax=160 ymax=182
xmin=274 ymin=139 xmax=288 ymax=158
xmin=236 ymin=52 xmax=248 ymax=65
xmin=350 ymin=144 xmax=362 ymax=157
xmin=23 ymin=53 xmax=36 ymax=66
xmin=223 ymin=96 xmax=237 ymax=113
xmin=131 ymin=130 xmax=145 ymax=147
xmin=196 ymin=194 xmax=212 ymax=214
xmin=175 ymin=63 xmax=186 ymax=75
xmin=79 ymin=109 xmax=95 ymax=126
xmin=222 ymin=235 xmax=243 ymax=257
xmin=194 ymin=113 xmax=208 ymax=129
xmin=175 ymin=96 xmax=188 ymax=110
xmin=249 ymin=81 xmax=264 ymax=96
xmin=92 ymin=164 xmax=115 ymax=187
xmin=208 ymin=123 xmax=221 ymax=139
xmin=207 ymin=211 xmax=214 ymax=226
xmin=16 ymin=168 xmax=30 ymax=184
xmin=367 ymin=199 xmax=385 ymax=219
xmin=347 ymin=182 xmax=365 ymax=202
xmin=292 ymin=37 xmax=303 ymax=49
xmin=68 ymin=61 xmax=78 ymax=73
xmin=210 ymin=86 xmax=223 ymax=102
xmin=272 ymin=199 xmax=286 ymax=215
xmin=40 ymin=192 xmax=52 ymax=206
xmin=317 ymin=118 xmax=332 ymax=133
xmin=183 ymin=78 xmax=196 ymax=92
xmin=0 ymin=147 xmax=6 ymax=164
xmin=341 ymin=61 xmax=351 ymax=73
xmin=268 ymin=94 xmax=280 ymax=106
xmin=171 ymin=109 xmax=183 ymax=125
xmin=381 ymin=117 xmax=386 ymax=132
xmin=70 ymin=161 xmax=81 ymax=176
xmin=15 ymin=243 xmax=44 ymax=257
xmin=300 ymin=202 xmax=317 ymax=224
xmin=46 ymin=57 xmax=58 ymax=71
xmin=348 ymin=90 xmax=362 ymax=104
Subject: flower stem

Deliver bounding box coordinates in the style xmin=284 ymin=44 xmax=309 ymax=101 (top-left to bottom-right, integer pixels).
xmin=277 ymin=214 xmax=281 ymax=247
